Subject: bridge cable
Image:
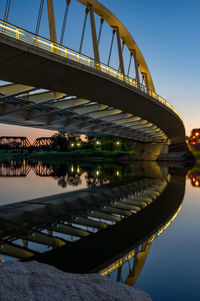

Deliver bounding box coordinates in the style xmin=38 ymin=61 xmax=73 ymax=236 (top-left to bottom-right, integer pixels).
xmin=79 ymin=7 xmax=89 ymax=53
xmin=127 ymin=52 xmax=132 ymax=77
xmin=4 ymin=0 xmax=11 ymax=22
xmin=35 ymin=0 xmax=44 ymax=35
xmin=141 ymin=75 xmax=144 ymax=85
xmin=60 ymin=0 xmax=71 ymax=45
xmin=107 ymin=29 xmax=115 ymax=66
xmin=97 ymin=17 xmax=104 ymax=46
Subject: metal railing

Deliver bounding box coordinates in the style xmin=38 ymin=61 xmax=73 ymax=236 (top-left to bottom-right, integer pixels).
xmin=0 ymin=20 xmax=183 ymax=123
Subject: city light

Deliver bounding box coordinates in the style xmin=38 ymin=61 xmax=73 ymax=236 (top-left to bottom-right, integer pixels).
xmin=191 ymin=176 xmax=200 ymax=187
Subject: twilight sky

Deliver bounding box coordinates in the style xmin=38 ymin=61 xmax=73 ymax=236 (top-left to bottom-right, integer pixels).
xmin=0 ymin=0 xmax=199 ymax=141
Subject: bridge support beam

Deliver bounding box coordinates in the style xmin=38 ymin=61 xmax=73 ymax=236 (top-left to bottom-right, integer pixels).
xmin=142 ymin=72 xmax=149 ymax=95
xmin=131 ymin=49 xmax=140 ymax=89
xmin=89 ymin=5 xmax=100 ymax=68
xmin=0 ymin=84 xmax=34 ymax=97
xmin=116 ymin=28 xmax=125 ymax=76
xmin=47 ymin=0 xmax=57 ymax=43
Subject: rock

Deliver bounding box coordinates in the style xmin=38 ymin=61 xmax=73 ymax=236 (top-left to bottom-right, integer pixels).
xmin=119 ymin=151 xmax=188 ymax=162
xmin=0 ymin=261 xmax=151 ymax=301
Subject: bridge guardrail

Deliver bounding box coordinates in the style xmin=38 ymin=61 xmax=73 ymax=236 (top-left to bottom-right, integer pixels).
xmin=0 ymin=20 xmax=183 ymax=123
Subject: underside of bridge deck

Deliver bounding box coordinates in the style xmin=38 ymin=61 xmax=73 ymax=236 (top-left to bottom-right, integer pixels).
xmin=0 ymin=34 xmax=185 ymax=150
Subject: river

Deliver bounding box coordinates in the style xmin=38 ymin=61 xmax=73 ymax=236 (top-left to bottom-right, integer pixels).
xmin=0 ymin=159 xmax=199 ymax=301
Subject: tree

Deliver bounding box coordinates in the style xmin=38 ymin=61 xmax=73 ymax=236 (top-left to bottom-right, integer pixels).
xmin=51 ymin=132 xmax=82 ymax=151
xmin=51 ymin=132 xmax=68 ymax=151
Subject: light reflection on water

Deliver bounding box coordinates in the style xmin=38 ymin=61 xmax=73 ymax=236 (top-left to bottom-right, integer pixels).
xmin=0 ymin=160 xmax=129 ymax=205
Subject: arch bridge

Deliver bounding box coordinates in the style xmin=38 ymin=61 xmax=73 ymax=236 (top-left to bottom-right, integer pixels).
xmin=0 ymin=0 xmax=186 ymax=156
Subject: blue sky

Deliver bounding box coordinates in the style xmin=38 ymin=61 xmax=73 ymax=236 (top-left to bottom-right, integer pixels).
xmin=0 ymin=0 xmax=199 ymax=139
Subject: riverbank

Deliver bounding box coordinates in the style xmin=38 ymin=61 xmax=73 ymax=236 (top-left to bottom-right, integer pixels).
xmin=0 ymin=261 xmax=151 ymax=301
xmin=0 ymin=150 xmax=134 ymax=162
xmin=1 ymin=149 xmax=199 ymax=165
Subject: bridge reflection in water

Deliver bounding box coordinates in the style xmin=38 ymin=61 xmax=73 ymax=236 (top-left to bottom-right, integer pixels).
xmin=0 ymin=161 xmax=185 ymax=286
xmin=0 ymin=159 xmax=138 ymax=187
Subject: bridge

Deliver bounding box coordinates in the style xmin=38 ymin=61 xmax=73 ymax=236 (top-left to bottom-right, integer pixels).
xmin=0 ymin=136 xmax=31 ymax=149
xmin=0 ymin=163 xmax=185 ymax=280
xmin=0 ymin=0 xmax=186 ymax=157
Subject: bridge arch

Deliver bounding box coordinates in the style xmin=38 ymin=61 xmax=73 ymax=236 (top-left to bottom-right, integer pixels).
xmin=77 ymin=0 xmax=155 ymax=92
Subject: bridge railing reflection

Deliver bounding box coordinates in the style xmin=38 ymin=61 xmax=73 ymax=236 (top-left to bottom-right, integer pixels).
xmin=100 ymin=203 xmax=182 ymax=285
xmin=0 ymin=20 xmax=182 ymax=123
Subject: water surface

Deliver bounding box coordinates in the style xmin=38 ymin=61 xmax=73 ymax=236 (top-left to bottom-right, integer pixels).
xmin=0 ymin=159 xmax=199 ymax=301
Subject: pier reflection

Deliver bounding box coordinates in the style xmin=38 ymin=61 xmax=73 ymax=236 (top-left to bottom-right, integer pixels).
xmin=0 ymin=162 xmax=185 ymax=283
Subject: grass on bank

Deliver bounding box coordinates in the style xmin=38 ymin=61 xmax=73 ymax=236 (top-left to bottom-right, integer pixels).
xmin=0 ymin=149 xmax=134 ymax=162
xmin=28 ymin=150 xmax=134 ymax=161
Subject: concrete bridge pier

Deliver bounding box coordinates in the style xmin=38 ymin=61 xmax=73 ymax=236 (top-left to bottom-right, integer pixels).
xmin=133 ymin=142 xmax=190 ymax=161
xmin=134 ymin=143 xmax=169 ymax=160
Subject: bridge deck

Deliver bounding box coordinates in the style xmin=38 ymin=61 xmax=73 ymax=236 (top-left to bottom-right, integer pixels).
xmin=0 ymin=33 xmax=185 ymax=145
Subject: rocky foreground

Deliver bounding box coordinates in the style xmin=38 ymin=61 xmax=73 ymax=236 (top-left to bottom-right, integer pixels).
xmin=0 ymin=261 xmax=151 ymax=301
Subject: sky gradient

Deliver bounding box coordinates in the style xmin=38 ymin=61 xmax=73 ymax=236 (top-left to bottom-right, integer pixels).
xmin=0 ymin=0 xmax=199 ymax=139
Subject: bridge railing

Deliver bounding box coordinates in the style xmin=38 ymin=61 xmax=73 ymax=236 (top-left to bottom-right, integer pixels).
xmin=0 ymin=20 xmax=183 ymax=123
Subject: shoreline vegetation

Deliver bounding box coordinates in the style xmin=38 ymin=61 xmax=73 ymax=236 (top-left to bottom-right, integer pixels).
xmin=0 ymin=132 xmax=199 ymax=163
xmin=0 ymin=149 xmax=134 ymax=162
xmin=190 ymin=151 xmax=200 ymax=171
xmin=0 ymin=149 xmax=199 ymax=164
xmin=0 ymin=148 xmax=200 ymax=166
xmin=0 ymin=132 xmax=136 ymax=162
xmin=192 ymin=150 xmax=200 ymax=161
